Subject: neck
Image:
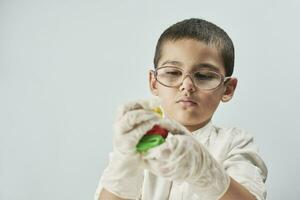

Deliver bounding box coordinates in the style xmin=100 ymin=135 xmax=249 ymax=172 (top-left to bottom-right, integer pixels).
xmin=184 ymin=118 xmax=211 ymax=132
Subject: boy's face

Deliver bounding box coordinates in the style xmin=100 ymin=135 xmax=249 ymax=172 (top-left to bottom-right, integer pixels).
xmin=149 ymin=39 xmax=237 ymax=132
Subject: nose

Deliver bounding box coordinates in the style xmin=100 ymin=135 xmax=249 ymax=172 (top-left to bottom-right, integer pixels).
xmin=179 ymin=75 xmax=196 ymax=93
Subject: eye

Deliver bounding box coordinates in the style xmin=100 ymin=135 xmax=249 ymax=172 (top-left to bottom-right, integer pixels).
xmin=194 ymin=72 xmax=214 ymax=80
xmin=166 ymin=70 xmax=182 ymax=76
xmin=159 ymin=67 xmax=182 ymax=77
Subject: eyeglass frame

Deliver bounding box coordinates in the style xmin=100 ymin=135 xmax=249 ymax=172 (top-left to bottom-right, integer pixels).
xmin=152 ymin=66 xmax=231 ymax=91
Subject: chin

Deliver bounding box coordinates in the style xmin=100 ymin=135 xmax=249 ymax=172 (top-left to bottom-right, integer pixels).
xmin=180 ymin=119 xmax=202 ymax=127
xmin=174 ymin=112 xmax=202 ymax=125
xmin=163 ymin=105 xmax=204 ymax=123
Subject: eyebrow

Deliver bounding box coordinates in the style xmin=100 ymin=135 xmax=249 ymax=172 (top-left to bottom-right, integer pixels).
xmin=194 ymin=63 xmax=221 ymax=73
xmin=161 ymin=60 xmax=221 ymax=73
xmin=161 ymin=60 xmax=183 ymax=66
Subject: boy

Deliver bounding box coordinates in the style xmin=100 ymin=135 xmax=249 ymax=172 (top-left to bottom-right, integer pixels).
xmin=95 ymin=18 xmax=267 ymax=200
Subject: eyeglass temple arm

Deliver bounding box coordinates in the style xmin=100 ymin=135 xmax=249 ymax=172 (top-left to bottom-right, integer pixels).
xmin=224 ymin=77 xmax=231 ymax=84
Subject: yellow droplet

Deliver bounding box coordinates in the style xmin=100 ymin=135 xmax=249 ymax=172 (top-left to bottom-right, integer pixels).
xmin=151 ymin=107 xmax=163 ymax=117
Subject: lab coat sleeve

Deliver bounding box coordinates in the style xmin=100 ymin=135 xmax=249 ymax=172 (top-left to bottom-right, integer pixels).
xmin=223 ymin=128 xmax=268 ymax=200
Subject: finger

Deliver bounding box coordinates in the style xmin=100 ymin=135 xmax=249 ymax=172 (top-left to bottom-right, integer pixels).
xmin=143 ymin=142 xmax=178 ymax=178
xmin=115 ymin=110 xmax=159 ymax=134
xmin=125 ymin=118 xmax=163 ymax=142
xmin=115 ymin=98 xmax=162 ymax=121
xmin=115 ymin=100 xmax=145 ymax=121
xmin=113 ymin=118 xmax=164 ymax=155
xmin=143 ymin=136 xmax=189 ymax=179
xmin=155 ymin=118 xmax=190 ymax=135
xmin=144 ymin=135 xmax=189 ymax=162
xmin=143 ymin=141 xmax=172 ymax=161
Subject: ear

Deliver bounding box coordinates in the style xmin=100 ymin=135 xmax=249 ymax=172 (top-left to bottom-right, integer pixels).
xmin=148 ymin=69 xmax=159 ymax=96
xmin=221 ymin=77 xmax=238 ymax=102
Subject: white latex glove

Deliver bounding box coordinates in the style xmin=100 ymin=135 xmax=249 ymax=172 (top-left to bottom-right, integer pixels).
xmin=143 ymin=120 xmax=231 ymax=200
xmin=98 ymin=98 xmax=163 ymax=199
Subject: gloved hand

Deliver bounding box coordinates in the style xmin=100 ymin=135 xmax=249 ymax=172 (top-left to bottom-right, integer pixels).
xmin=143 ymin=120 xmax=231 ymax=200
xmin=98 ymin=98 xmax=164 ymax=199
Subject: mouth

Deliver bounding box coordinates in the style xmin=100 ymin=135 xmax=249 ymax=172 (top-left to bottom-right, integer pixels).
xmin=176 ymin=98 xmax=198 ymax=107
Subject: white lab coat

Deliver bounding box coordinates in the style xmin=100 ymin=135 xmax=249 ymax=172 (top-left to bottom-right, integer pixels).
xmin=95 ymin=121 xmax=268 ymax=200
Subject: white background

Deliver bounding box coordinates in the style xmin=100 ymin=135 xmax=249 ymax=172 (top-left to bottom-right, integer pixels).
xmin=1 ymin=0 xmax=300 ymax=199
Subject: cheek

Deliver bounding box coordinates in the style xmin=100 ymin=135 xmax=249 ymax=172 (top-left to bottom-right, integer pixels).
xmin=157 ymin=85 xmax=176 ymax=100
xmin=157 ymin=87 xmax=177 ymax=115
xmin=200 ymin=91 xmax=223 ymax=111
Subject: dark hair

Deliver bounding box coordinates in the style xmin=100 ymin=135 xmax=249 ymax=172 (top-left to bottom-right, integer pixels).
xmin=153 ymin=18 xmax=235 ymax=77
